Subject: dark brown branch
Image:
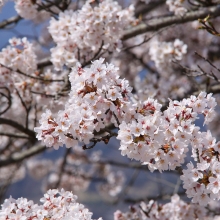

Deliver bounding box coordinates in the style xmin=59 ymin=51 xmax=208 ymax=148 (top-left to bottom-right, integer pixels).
xmin=112 ymin=112 xmax=120 ymax=127
xmin=82 ymin=132 xmax=117 ymax=150
xmin=135 ymin=0 xmax=166 ymax=17
xmin=54 ymin=148 xmax=71 ymax=188
xmin=0 ymin=63 xmax=64 ymax=82
xmin=0 ymin=145 xmax=46 ymax=167
xmin=0 ymin=15 xmax=22 ymax=29
xmin=0 ymin=132 xmax=29 ymax=139
xmin=81 ymin=40 xmax=104 ymax=68
xmin=0 ymin=118 xmax=36 ymax=140
xmin=195 ymin=51 xmax=220 ymax=73
xmin=208 ymin=84 xmax=220 ymax=94
xmin=37 ymin=58 xmax=52 ymax=69
xmin=122 ymin=5 xmax=220 ymax=40
xmin=0 ymin=87 xmax=11 ymax=115
xmin=15 ymin=89 xmax=31 ymax=129
xmin=31 ymin=90 xmax=56 ymax=98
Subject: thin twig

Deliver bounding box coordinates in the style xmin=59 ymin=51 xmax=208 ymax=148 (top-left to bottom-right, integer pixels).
xmin=54 ymin=148 xmax=71 ymax=188
xmin=82 ymin=132 xmax=117 ymax=150
xmin=195 ymin=51 xmax=220 ymax=73
xmin=114 ymin=169 xmax=140 ymax=204
xmin=0 ymin=63 xmax=64 ymax=83
xmin=112 ymin=112 xmax=120 ymax=127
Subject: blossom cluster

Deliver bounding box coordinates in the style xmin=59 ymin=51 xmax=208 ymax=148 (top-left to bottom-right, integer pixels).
xmin=0 ymin=37 xmax=37 ymax=77
xmin=14 ymin=0 xmax=52 ymax=21
xmin=166 ymin=0 xmax=187 ymax=16
xmin=14 ymin=0 xmax=39 ymax=19
xmin=0 ymin=37 xmax=65 ymax=113
xmin=181 ymin=160 xmax=220 ymax=206
xmin=48 ymin=0 xmax=135 ymax=70
xmin=0 ymin=37 xmax=37 ymax=105
xmin=117 ymin=92 xmax=217 ymax=172
xmin=149 ymin=38 xmax=187 ymax=77
xmin=180 ymin=129 xmax=220 ymax=206
xmin=0 ymin=189 xmax=102 ymax=220
xmin=35 ymin=58 xmax=134 ymax=149
xmin=114 ymin=194 xmax=206 ymax=220
xmin=34 ymin=57 xmax=220 ymax=205
xmin=0 ymin=38 xmax=37 ymax=97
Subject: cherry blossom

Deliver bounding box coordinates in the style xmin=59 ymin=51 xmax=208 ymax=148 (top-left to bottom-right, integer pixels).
xmin=48 ymin=0 xmax=135 ymax=70
xmin=1 ymin=0 xmax=220 ymax=218
xmin=0 ymin=189 xmax=102 ymax=220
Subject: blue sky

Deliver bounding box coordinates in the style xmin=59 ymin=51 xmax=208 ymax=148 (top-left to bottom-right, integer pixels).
xmin=0 ymin=2 xmax=42 ymax=49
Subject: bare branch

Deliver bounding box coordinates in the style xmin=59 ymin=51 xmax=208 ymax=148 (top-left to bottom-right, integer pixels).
xmin=122 ymin=5 xmax=220 ymax=40
xmin=0 ymin=132 xmax=29 ymax=139
xmin=0 ymin=87 xmax=11 ymax=116
xmin=135 ymin=0 xmax=166 ymax=17
xmin=37 ymin=58 xmax=53 ymax=69
xmin=0 ymin=63 xmax=64 ymax=83
xmin=195 ymin=51 xmax=220 ymax=73
xmin=0 ymin=118 xmax=36 ymax=140
xmin=82 ymin=132 xmax=117 ymax=150
xmin=0 ymin=15 xmax=22 ymax=29
xmin=54 ymin=148 xmax=71 ymax=188
xmin=0 ymin=145 xmax=46 ymax=167
xmin=208 ymin=84 xmax=220 ymax=93
xmin=30 ymin=90 xmax=56 ymax=98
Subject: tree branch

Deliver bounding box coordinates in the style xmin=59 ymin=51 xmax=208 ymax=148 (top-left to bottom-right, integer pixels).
xmin=122 ymin=5 xmax=220 ymax=40
xmin=0 ymin=118 xmax=36 ymax=140
xmin=37 ymin=58 xmax=52 ymax=69
xmin=54 ymin=148 xmax=71 ymax=188
xmin=0 ymin=87 xmax=11 ymax=116
xmin=135 ymin=0 xmax=166 ymax=17
xmin=97 ymin=160 xmax=172 ymax=173
xmin=0 ymin=132 xmax=29 ymax=139
xmin=0 ymin=15 xmax=22 ymax=29
xmin=0 ymin=63 xmax=64 ymax=83
xmin=0 ymin=145 xmax=46 ymax=167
